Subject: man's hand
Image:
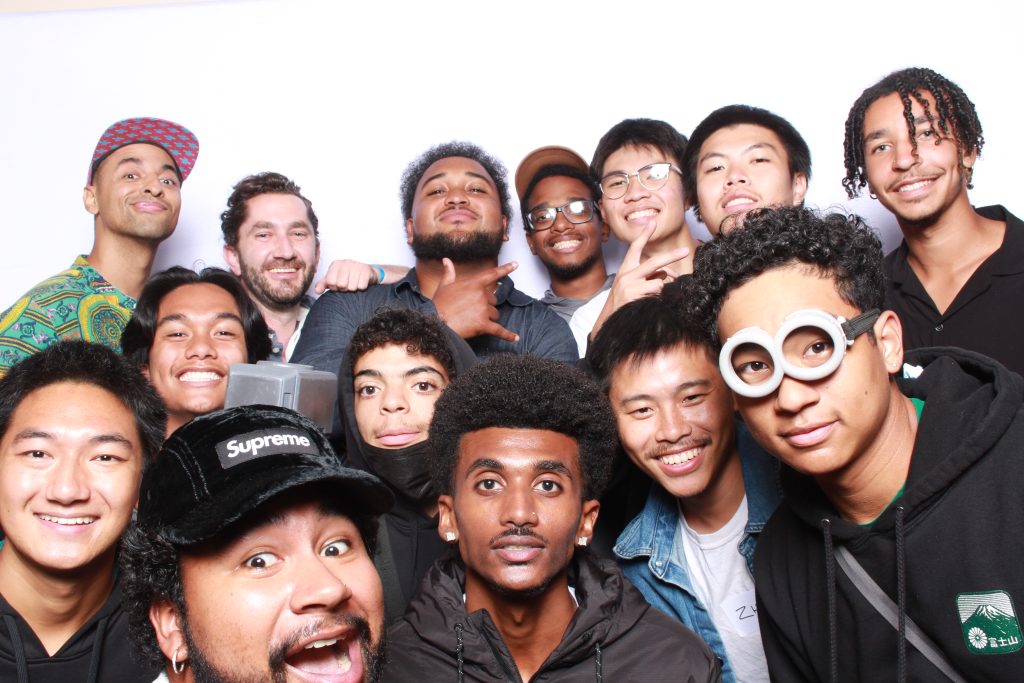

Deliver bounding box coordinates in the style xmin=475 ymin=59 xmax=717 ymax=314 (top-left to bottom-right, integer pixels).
xmin=315 ymin=259 xmax=380 ymax=293
xmin=432 ymin=258 xmax=520 ymax=342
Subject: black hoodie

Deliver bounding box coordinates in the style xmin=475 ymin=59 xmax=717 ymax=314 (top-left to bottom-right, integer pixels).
xmin=383 ymin=552 xmax=722 ymax=682
xmin=340 ymin=326 xmax=478 ymax=625
xmin=0 ymin=582 xmax=156 ymax=683
xmin=755 ymin=348 xmax=1024 ymax=682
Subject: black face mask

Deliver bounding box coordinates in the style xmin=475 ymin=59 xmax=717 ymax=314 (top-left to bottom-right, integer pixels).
xmin=360 ymin=440 xmax=437 ymax=507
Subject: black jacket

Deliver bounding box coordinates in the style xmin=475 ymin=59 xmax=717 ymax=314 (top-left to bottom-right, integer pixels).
xmin=384 ymin=552 xmax=722 ymax=682
xmin=0 ymin=582 xmax=156 ymax=683
xmin=755 ymin=347 xmax=1024 ymax=682
xmin=340 ymin=324 xmax=478 ymax=625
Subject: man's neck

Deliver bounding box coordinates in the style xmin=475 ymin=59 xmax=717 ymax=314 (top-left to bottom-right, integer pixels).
xmin=0 ymin=546 xmax=115 ymax=655
xmin=899 ymin=196 xmax=1005 ymax=312
xmin=641 ymin=222 xmax=699 ymax=277
xmin=818 ymin=389 xmax=918 ymax=525
xmin=87 ymin=229 xmax=161 ymax=300
xmin=549 ymin=262 xmax=609 ymax=301
xmin=678 ymin=449 xmax=745 ymax=534
xmin=465 ymin=572 xmax=576 ymax=682
xmin=415 ymin=258 xmax=499 ymax=299
xmin=255 ymin=299 xmax=302 ymax=355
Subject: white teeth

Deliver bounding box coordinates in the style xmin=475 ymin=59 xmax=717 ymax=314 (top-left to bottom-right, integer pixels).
xmin=39 ymin=514 xmax=95 ymax=525
xmin=658 ymin=447 xmax=700 ymax=466
xmin=304 ymin=638 xmax=338 ymax=650
xmin=898 ymin=179 xmax=931 ymax=193
xmin=552 ymin=240 xmax=581 ymax=250
xmin=725 ymin=197 xmax=755 ymax=208
xmin=269 ymin=268 xmax=297 ymax=273
xmin=627 ymin=209 xmax=658 ymax=220
xmin=179 ymin=371 xmax=221 ymax=382
xmin=338 ymin=648 xmax=351 ymax=673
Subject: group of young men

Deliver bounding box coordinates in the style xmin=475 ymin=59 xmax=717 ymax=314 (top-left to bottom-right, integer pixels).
xmin=0 ymin=64 xmax=1020 ymax=682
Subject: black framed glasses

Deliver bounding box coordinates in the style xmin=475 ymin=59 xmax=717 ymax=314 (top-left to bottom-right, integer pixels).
xmin=599 ymin=163 xmax=682 ymax=199
xmin=526 ymin=199 xmax=597 ymax=233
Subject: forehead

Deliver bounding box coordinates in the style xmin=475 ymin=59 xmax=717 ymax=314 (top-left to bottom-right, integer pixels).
xmin=602 ymin=144 xmax=675 ymax=174
xmin=527 ymin=175 xmax=591 ymax=208
xmin=2 ymin=381 xmax=137 ymax=446
xmin=455 ymin=427 xmax=582 ymax=478
xmin=157 ymin=282 xmax=241 ymax=321
xmin=611 ymin=343 xmax=716 ymax=392
xmin=718 ymin=265 xmax=853 ymax=337
xmin=93 ymin=142 xmax=176 ymax=181
xmin=354 ymin=343 xmax=446 ymax=375
xmin=701 ymin=123 xmax=789 ymax=160
xmin=417 ymin=156 xmax=496 ymax=189
xmin=241 ymin=193 xmax=310 ymax=225
xmin=863 ymin=90 xmax=939 ymax=134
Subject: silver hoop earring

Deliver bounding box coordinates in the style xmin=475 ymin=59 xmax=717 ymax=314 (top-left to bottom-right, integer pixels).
xmin=869 ymin=192 xmax=878 ymax=200
xmin=172 ymin=646 xmax=186 ymax=674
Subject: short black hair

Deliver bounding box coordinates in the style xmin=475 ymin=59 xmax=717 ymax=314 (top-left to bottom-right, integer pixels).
xmin=348 ymin=307 xmax=458 ymax=379
xmin=519 ymin=164 xmax=601 ymax=233
xmin=843 ymin=67 xmax=984 ymax=198
xmin=121 ymin=266 xmax=272 ymax=367
xmin=0 ymin=340 xmax=165 ymax=464
xmin=220 ymin=171 xmax=319 ymax=247
xmin=683 ymin=105 xmax=812 ymax=222
xmin=590 ymin=118 xmax=688 ymax=180
xmin=120 ymin=485 xmax=378 ymax=670
xmin=588 ymin=282 xmax=712 ymax=392
xmin=690 ymin=206 xmax=885 ymax=346
xmin=428 ymin=355 xmax=616 ymax=500
xmin=399 ymin=141 xmax=512 ymax=221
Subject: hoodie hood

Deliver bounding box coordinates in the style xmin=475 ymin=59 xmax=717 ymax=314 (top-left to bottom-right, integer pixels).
xmin=340 ymin=321 xmax=477 ymax=505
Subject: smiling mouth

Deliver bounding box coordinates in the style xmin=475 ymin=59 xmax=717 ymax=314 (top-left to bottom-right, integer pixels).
xmin=896 ymin=178 xmax=934 ymax=193
xmin=550 ymin=238 xmax=582 ymax=252
xmin=285 ymin=634 xmax=363 ymax=681
xmin=178 ymin=371 xmax=223 ymax=383
xmin=657 ymin=446 xmax=701 ymax=466
xmin=38 ymin=514 xmax=96 ymax=525
xmin=626 ymin=209 xmax=658 ymax=221
xmin=724 ymin=197 xmax=756 ymax=210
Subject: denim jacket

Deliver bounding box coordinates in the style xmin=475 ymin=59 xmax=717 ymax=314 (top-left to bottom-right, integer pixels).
xmin=613 ymin=423 xmax=781 ymax=683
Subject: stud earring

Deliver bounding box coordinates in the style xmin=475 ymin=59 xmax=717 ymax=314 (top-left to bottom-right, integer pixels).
xmin=577 ymin=536 xmax=589 ymax=547
xmin=444 ymin=531 xmax=457 ymax=543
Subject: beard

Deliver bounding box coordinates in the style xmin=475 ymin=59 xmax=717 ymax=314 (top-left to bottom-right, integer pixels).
xmin=541 ymin=249 xmax=603 ymax=283
xmin=239 ymin=256 xmax=316 ymax=311
xmin=410 ymin=230 xmax=503 ymax=263
xmin=181 ymin=612 xmax=386 ymax=683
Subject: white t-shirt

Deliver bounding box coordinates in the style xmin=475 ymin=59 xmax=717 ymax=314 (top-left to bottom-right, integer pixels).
xmin=677 ymin=496 xmax=769 ymax=682
xmin=568 ymin=288 xmax=610 ymax=356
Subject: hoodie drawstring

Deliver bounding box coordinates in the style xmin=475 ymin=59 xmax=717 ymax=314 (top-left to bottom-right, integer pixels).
xmin=594 ymin=642 xmax=603 ymax=682
xmin=895 ymin=506 xmax=907 ymax=683
xmin=3 ymin=614 xmax=28 ymax=683
xmin=454 ymin=622 xmax=465 ymax=683
xmin=821 ymin=518 xmax=838 ymax=683
xmin=85 ymin=615 xmax=108 ymax=683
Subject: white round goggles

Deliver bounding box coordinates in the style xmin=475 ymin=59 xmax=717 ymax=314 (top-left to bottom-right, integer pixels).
xmin=719 ymin=308 xmax=881 ymax=398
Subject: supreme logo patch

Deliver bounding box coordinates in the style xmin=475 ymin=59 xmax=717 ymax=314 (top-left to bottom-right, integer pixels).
xmin=215 ymin=427 xmax=320 ymax=469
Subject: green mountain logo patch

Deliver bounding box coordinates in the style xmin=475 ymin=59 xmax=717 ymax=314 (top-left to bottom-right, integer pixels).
xmin=957 ymin=590 xmax=1022 ymax=655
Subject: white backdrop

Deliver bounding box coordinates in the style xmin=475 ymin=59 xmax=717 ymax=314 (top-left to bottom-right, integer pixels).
xmin=0 ymin=0 xmax=1018 ymax=306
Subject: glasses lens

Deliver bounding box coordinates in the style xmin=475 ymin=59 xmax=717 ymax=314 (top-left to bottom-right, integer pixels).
xmin=564 ymin=200 xmax=594 ymax=224
xmin=639 ymin=163 xmax=672 ymax=190
xmin=781 ymin=325 xmax=838 ymax=371
xmin=600 ymin=173 xmax=630 ymax=199
xmin=528 ymin=208 xmax=556 ymax=231
xmin=730 ymin=342 xmax=776 ymax=386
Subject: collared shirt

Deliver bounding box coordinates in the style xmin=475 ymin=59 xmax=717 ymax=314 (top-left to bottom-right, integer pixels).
xmin=614 ymin=422 xmax=782 ymax=683
xmin=884 ymin=205 xmax=1024 ymax=377
xmin=0 ymin=255 xmax=136 ymax=377
xmin=292 ymin=268 xmax=578 ymax=434
xmin=540 ymin=274 xmax=615 ymax=322
xmin=266 ymin=295 xmax=314 ymax=362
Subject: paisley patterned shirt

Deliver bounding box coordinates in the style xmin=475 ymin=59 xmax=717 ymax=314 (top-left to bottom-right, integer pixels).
xmin=0 ymin=256 xmax=136 ymax=377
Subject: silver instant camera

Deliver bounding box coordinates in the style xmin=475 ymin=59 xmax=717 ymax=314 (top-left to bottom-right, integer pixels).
xmin=224 ymin=361 xmax=337 ymax=433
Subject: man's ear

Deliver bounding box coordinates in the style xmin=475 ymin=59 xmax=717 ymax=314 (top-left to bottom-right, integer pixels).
xmin=150 ymin=598 xmax=187 ymax=677
xmin=405 ymin=218 xmax=415 ymax=246
xmin=83 ymin=185 xmax=99 ymax=216
xmin=791 ymin=172 xmax=809 ymax=206
xmin=223 ymin=245 xmax=241 ymax=276
xmin=141 ymin=364 xmax=150 ymax=381
xmin=501 ymin=215 xmax=509 ymax=242
xmin=524 ymin=231 xmax=538 ymax=256
xmin=874 ymin=309 xmax=905 ymax=375
xmin=437 ymin=494 xmax=457 ymax=542
xmin=576 ymin=499 xmax=600 ymax=545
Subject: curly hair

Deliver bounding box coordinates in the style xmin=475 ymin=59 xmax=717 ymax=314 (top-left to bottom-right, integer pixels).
xmin=427 ymin=355 xmax=616 ymax=500
xmin=843 ymin=67 xmax=984 ymax=198
xmin=220 ymin=172 xmax=319 ymax=247
xmin=348 ymin=307 xmax=458 ymax=379
xmin=682 ymin=104 xmax=812 ymax=222
xmin=399 ymin=141 xmax=512 ymax=221
xmin=590 ymin=118 xmax=688 ymax=180
xmin=120 ymin=266 xmax=272 ymax=367
xmin=690 ymin=206 xmax=885 ymax=346
xmin=119 ymin=487 xmax=379 ymax=670
xmin=0 ymin=340 xmax=166 ymax=465
xmin=519 ymin=164 xmax=601 ymax=233
xmin=588 ymin=282 xmax=712 ymax=392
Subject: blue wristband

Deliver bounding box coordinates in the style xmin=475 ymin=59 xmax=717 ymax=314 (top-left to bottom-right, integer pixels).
xmin=372 ymin=264 xmax=386 ymax=284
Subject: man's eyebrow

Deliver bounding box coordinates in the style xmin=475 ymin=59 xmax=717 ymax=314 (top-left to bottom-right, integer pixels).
xmin=466 ymin=458 xmax=503 ymax=474
xmin=10 ymin=429 xmax=133 ymax=447
xmin=529 ymin=196 xmax=589 ymax=211
xmin=114 ymin=156 xmax=177 ymax=175
xmin=354 ymin=368 xmax=382 ymax=380
xmin=699 ymin=142 xmax=779 ymax=164
xmin=155 ymin=311 xmax=243 ymax=327
xmin=405 ymin=366 xmax=445 ymax=379
xmin=618 ymin=379 xmax=711 ymax=405
xmin=535 ymin=460 xmax=573 ymax=477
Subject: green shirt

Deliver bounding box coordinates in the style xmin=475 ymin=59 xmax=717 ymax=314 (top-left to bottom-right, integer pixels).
xmin=0 ymin=256 xmax=136 ymax=377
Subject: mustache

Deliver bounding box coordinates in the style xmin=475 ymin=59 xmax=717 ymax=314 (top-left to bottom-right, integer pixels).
xmin=646 ymin=437 xmax=710 ymax=460
xmin=488 ymin=525 xmax=548 ymax=547
xmin=269 ymin=614 xmax=371 ymax=670
xmin=263 ymin=256 xmax=308 ymax=269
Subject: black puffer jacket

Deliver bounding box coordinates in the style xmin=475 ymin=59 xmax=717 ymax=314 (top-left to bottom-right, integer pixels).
xmin=384 ymin=552 xmax=722 ymax=682
xmin=755 ymin=348 xmax=1024 ymax=682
